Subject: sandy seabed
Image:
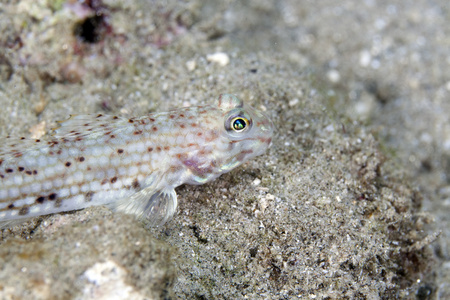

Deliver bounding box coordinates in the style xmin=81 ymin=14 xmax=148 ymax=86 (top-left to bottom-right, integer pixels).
xmin=0 ymin=1 xmax=448 ymax=299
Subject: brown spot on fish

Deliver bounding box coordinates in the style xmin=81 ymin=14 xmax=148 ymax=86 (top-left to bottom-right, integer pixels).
xmin=36 ymin=196 xmax=45 ymax=204
xmin=54 ymin=199 xmax=62 ymax=208
xmin=85 ymin=191 xmax=94 ymax=202
xmin=48 ymin=193 xmax=57 ymax=200
xmin=132 ymin=178 xmax=140 ymax=190
xmin=176 ymin=153 xmax=187 ymax=160
xmin=258 ymin=137 xmax=271 ymax=144
xmin=19 ymin=206 xmax=29 ymax=216
xmin=198 ymin=149 xmax=210 ymax=156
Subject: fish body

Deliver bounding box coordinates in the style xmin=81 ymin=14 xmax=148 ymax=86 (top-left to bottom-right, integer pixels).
xmin=0 ymin=94 xmax=273 ymax=227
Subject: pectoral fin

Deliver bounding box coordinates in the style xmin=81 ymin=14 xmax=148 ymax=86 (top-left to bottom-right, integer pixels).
xmin=110 ymin=186 xmax=178 ymax=227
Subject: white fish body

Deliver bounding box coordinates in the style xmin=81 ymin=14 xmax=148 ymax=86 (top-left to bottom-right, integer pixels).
xmin=0 ymin=94 xmax=273 ymax=227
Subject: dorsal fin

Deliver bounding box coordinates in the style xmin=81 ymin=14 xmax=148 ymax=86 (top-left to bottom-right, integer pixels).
xmin=0 ymin=136 xmax=47 ymax=162
xmin=51 ymin=114 xmax=132 ymax=139
xmin=216 ymin=94 xmax=243 ymax=110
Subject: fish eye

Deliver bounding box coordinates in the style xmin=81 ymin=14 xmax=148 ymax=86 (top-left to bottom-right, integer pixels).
xmin=225 ymin=110 xmax=252 ymax=135
xmin=231 ymin=117 xmax=249 ymax=132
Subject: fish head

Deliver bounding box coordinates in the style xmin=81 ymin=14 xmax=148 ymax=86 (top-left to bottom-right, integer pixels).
xmin=181 ymin=94 xmax=273 ymax=185
xmin=215 ymin=94 xmax=273 ymax=172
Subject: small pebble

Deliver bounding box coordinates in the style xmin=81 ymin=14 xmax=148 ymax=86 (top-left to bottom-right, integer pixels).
xmin=206 ymin=52 xmax=230 ymax=66
xmin=186 ymin=59 xmax=196 ymax=71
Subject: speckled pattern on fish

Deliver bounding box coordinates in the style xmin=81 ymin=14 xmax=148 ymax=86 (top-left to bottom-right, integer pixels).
xmin=0 ymin=94 xmax=273 ymax=228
